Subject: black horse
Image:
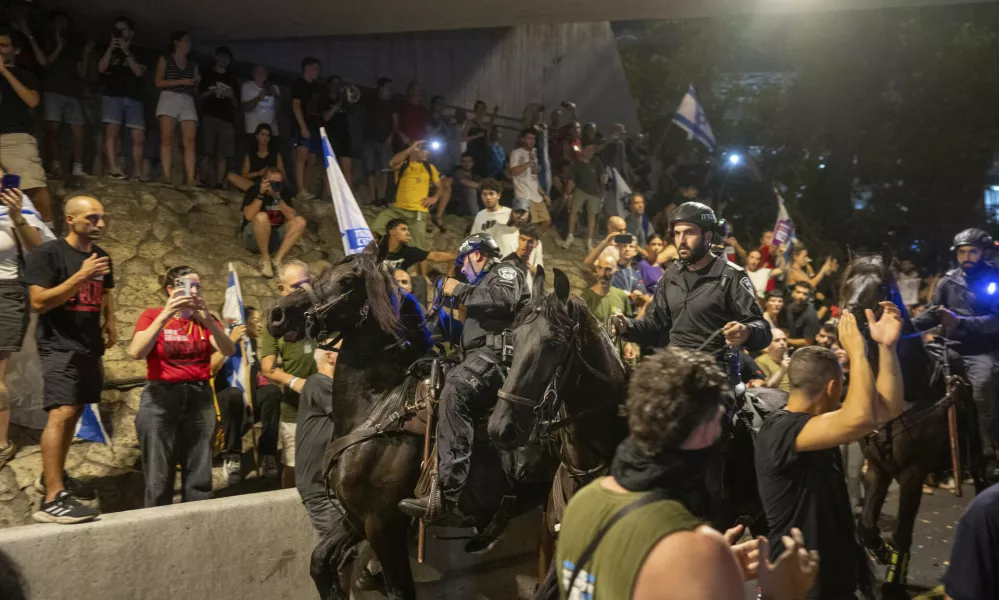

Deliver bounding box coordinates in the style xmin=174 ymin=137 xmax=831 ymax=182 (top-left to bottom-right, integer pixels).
xmin=486 ymin=268 xmax=629 ymax=600
xmin=268 ymin=243 xmax=550 ymax=600
xmin=840 ymin=251 xmax=984 ymax=597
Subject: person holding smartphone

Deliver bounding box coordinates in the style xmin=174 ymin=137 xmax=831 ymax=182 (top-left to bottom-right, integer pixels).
xmin=128 ymin=266 xmax=235 ymax=507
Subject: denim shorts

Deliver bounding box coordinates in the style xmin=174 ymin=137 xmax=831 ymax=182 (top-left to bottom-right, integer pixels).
xmin=362 ymin=140 xmax=391 ymax=173
xmin=101 ymin=96 xmax=145 ymax=130
xmin=43 ymin=92 xmax=85 ymax=125
xmin=291 ymin=129 xmax=322 ymax=155
xmin=155 ymin=91 xmax=198 ymax=123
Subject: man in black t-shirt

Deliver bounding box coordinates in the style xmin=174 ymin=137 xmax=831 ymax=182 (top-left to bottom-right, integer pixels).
xmin=198 ymin=46 xmax=238 ymax=188
xmin=23 ymin=196 xmax=116 ymax=525
xmin=0 ymin=28 xmax=53 ymax=223
xmin=755 ymin=307 xmax=903 ymax=599
xmin=290 ymin=57 xmax=326 ymax=200
xmin=942 ymin=482 xmax=999 ymax=600
xmin=240 ymin=169 xmax=307 ymax=278
xmin=783 ymin=281 xmax=821 ymax=348
xmin=381 ymin=218 xmax=455 ymax=272
xmin=96 ymin=16 xmax=148 ymax=180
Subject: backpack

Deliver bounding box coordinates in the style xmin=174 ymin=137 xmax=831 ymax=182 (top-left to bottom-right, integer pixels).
xmin=395 ymin=159 xmax=439 ymax=196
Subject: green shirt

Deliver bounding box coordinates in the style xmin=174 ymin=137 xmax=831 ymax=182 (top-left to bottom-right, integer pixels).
xmin=581 ymin=287 xmax=633 ymax=334
xmin=556 ymin=479 xmax=702 ymax=600
xmin=756 ymin=353 xmax=790 ymax=392
xmin=259 ymin=327 xmax=318 ymax=422
xmin=569 ymin=157 xmax=604 ymax=196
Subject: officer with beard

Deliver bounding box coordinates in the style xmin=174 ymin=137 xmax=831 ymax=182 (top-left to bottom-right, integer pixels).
xmin=612 ymin=202 xmax=771 ymax=379
xmin=914 ymin=228 xmax=999 ymax=482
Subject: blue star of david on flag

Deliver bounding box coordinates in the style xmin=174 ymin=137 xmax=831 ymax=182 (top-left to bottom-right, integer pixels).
xmin=671 ymin=84 xmax=717 ymax=151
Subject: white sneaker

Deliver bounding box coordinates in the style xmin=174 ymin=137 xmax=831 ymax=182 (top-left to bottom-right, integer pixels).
xmin=72 ymin=163 xmax=85 ymax=177
xmin=586 ymin=238 xmax=595 ymax=251
xmin=560 ymin=233 xmax=575 ymax=250
xmin=222 ymin=457 xmax=242 ymax=486
xmin=261 ymin=455 xmax=279 ymax=479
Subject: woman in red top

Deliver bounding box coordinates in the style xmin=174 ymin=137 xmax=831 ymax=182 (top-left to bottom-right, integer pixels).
xmin=127 ymin=266 xmax=235 ymax=507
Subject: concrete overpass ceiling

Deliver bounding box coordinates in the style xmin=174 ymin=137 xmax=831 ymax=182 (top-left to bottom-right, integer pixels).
xmin=48 ymin=0 xmax=990 ymax=42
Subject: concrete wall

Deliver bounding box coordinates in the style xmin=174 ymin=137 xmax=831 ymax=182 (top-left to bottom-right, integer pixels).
xmin=0 ymin=489 xmax=541 ymax=600
xmin=216 ymin=22 xmax=640 ymax=134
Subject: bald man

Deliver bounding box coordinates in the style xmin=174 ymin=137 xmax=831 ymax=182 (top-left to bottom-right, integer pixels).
xmin=582 ymin=215 xmax=630 ymax=268
xmin=23 ymin=196 xmax=115 ymax=524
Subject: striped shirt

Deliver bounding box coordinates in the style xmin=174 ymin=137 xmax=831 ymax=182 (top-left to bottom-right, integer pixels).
xmin=163 ymin=54 xmax=196 ymax=95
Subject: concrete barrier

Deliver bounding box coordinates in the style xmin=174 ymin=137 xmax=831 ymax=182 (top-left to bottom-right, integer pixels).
xmin=0 ymin=489 xmax=540 ymax=600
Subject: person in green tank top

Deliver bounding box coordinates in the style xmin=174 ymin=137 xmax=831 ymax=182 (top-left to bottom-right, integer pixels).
xmin=556 ymin=348 xmax=819 ymax=600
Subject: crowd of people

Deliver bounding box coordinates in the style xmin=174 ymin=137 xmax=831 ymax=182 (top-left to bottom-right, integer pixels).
xmin=1 ymin=4 xmax=998 ymax=600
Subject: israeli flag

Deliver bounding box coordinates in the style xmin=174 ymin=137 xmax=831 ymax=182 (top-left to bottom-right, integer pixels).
xmin=221 ymin=263 xmax=253 ymax=408
xmin=75 ymin=405 xmax=110 ymax=445
xmin=321 ymin=127 xmax=373 ymax=255
xmin=672 ymin=85 xmax=717 ymax=151
xmin=0 ymin=194 xmax=56 ymax=241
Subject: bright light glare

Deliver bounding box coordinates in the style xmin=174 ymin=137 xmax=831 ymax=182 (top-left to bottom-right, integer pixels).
xmin=728 ymin=154 xmax=742 ymax=166
xmin=991 ymin=185 xmax=999 ymax=192
xmin=988 ymin=282 xmax=996 ymax=295
xmin=818 ymin=164 xmax=826 ymax=169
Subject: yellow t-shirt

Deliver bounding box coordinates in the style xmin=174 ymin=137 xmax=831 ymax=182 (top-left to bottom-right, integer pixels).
xmin=394 ymin=161 xmax=440 ymax=213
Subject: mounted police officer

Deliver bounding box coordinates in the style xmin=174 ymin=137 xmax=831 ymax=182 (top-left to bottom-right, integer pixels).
xmin=612 ymin=202 xmax=771 ymax=377
xmin=399 ymin=232 xmax=531 ymax=521
xmin=914 ymin=228 xmax=999 ymax=482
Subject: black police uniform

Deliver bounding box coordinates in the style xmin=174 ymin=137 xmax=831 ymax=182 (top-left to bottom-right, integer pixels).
xmin=913 ymin=263 xmax=999 ymax=456
xmin=437 ymin=259 xmax=531 ymax=506
xmin=620 ymin=253 xmax=772 ymax=360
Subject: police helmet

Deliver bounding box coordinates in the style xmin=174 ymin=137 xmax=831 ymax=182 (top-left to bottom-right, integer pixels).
xmin=950 ymin=228 xmax=994 ymax=252
xmin=668 ymin=202 xmax=718 ymax=235
xmin=456 ymin=232 xmax=503 ymax=266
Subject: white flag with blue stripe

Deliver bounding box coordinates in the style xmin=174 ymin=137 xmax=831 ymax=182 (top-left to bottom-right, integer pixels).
xmin=222 ymin=263 xmax=253 ymax=408
xmin=672 ymin=85 xmax=717 ymax=151
xmin=321 ymin=127 xmax=373 ymax=255
xmin=75 ymin=405 xmax=111 ymax=445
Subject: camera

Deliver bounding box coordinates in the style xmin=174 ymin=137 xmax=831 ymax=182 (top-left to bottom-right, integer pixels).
xmin=269 ymin=180 xmax=283 ymax=194
xmin=614 ymin=234 xmax=635 ymax=245
xmin=173 ymin=278 xmax=191 ymax=297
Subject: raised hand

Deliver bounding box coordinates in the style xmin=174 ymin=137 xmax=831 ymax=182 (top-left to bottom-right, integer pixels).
xmin=837 ymin=310 xmax=866 ymax=359
xmin=866 ymin=301 xmax=903 ymax=348
xmin=757 ymin=528 xmax=819 ymax=600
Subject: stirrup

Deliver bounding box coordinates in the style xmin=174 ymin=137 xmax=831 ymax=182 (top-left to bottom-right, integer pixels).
xmin=884 ymin=548 xmax=908 ymax=585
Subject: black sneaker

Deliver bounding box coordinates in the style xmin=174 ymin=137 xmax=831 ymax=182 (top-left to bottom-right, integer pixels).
xmin=34 ymin=474 xmax=97 ymax=501
xmin=32 ymin=491 xmax=99 ymax=524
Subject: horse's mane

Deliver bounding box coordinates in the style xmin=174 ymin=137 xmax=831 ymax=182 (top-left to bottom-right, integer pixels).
xmin=839 ymin=253 xmax=897 ymax=307
xmin=319 ymin=251 xmax=403 ymax=337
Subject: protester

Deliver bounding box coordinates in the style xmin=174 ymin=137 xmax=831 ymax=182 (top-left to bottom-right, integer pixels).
xmin=154 ymin=31 xmax=200 ymax=187
xmin=756 ymin=328 xmax=791 ymax=392
xmin=370 ymin=140 xmax=441 ymax=251
xmin=500 ymin=224 xmax=543 ymax=287
xmin=197 ymin=46 xmax=238 ymax=189
xmin=240 ymin=169 xmax=307 ymax=278
xmin=453 ymin=153 xmax=482 ymax=216
xmin=324 ymin=82 xmax=358 ymax=192
xmin=393 ymin=269 xmax=413 ymax=293
xmin=895 ymin=257 xmax=921 ymax=309
xmin=380 ymin=219 xmax=455 ymax=272
xmin=462 ymin=100 xmax=494 ymax=177
xmin=295 ymin=340 xmax=342 ymax=535
xmin=241 ymin=65 xmax=280 ymax=152
xmin=786 ymin=247 xmax=837 ymax=289
xmin=0 ymin=27 xmax=53 ymax=223
xmin=486 ymin=125 xmax=505 ymax=179
xmin=507 ymin=127 xmax=551 ymax=231
xmin=40 ymin=12 xmax=90 ymax=179
xmin=361 ymin=77 xmax=396 ymax=205
xmin=24 ymin=196 xmax=114 ymax=523
xmin=635 ymin=234 xmax=672 ymax=295
xmin=756 ymin=305 xmax=903 ymax=600
xmin=260 ymin=260 xmax=319 ymax=488
xmin=562 ymin=142 xmax=605 ymax=251
xmin=97 ymin=16 xmax=147 ymax=181
xmin=783 ymin=281 xmax=821 ymax=348
xmin=128 ymin=266 xmax=235 ymax=506
xmin=582 ymin=216 xmax=628 ymax=267
xmin=610 ymin=236 xmax=645 ymax=294
xmin=213 ymin=305 xmax=281 ymax=484
xmin=558 ymin=347 xmax=818 ymax=600
xmin=227 ymin=123 xmax=285 ymax=192
xmin=469 ymin=178 xmax=510 ymax=234
xmin=745 ymin=248 xmax=785 ymax=301
xmin=395 ymin=81 xmax=430 ymax=150
xmin=0 ymin=183 xmax=45 ymax=471
xmin=814 ymin=322 xmax=837 ymax=349
xmin=582 ymin=254 xmax=636 ymax=333
xmin=624 ymin=193 xmax=656 ymax=248
xmin=941 ymin=482 xmax=999 ymax=600
xmin=763 ymin=289 xmax=784 ymax=329
xmin=291 ymin=57 xmax=325 ymax=200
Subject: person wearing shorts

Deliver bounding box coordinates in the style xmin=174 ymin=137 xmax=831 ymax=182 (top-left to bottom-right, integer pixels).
xmin=97 ymin=16 xmax=148 ymax=180
xmin=0 ymin=29 xmax=53 ymax=224
xmin=239 ymin=170 xmax=306 ymax=278
xmin=562 ymin=143 xmax=605 ymax=252
xmin=154 ymin=31 xmax=199 ymax=187
xmin=260 ymin=260 xmax=317 ymax=489
xmin=507 ymin=128 xmax=551 ymax=232
xmin=0 ymin=185 xmax=46 ymax=472
xmin=198 ymin=46 xmax=238 ymax=188
xmin=40 ymin=12 xmax=90 ymax=179
xmin=23 ymin=196 xmax=115 ymax=524
xmin=291 ymin=58 xmax=326 ymax=200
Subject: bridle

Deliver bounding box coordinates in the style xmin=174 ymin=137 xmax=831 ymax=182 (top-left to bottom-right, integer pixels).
xmin=298 ymin=282 xmax=370 ymax=351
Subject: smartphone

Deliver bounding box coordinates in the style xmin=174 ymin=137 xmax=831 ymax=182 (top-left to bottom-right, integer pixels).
xmin=1 ymin=174 xmax=20 ymax=191
xmin=614 ymin=234 xmax=635 ymax=245
xmin=174 ymin=278 xmax=191 ymax=297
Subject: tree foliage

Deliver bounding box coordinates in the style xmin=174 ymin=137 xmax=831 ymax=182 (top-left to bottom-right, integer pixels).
xmin=620 ymin=6 xmax=999 ymax=259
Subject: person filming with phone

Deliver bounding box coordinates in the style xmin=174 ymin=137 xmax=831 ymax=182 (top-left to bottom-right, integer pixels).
xmin=128 ymin=266 xmax=235 ymax=507
xmin=240 ymin=168 xmax=307 ymax=278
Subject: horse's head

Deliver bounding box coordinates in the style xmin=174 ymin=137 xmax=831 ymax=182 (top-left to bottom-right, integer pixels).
xmin=267 ymin=241 xmax=400 ymax=343
xmin=488 ymin=267 xmax=623 ymax=449
xmin=839 ymin=245 xmax=897 ymax=317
